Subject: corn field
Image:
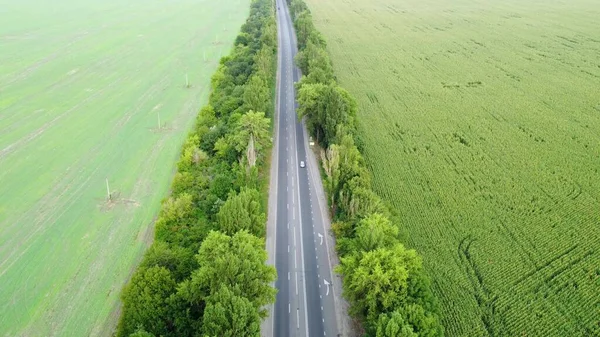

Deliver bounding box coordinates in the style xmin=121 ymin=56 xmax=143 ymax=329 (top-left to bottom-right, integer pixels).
xmin=304 ymin=0 xmax=600 ymax=335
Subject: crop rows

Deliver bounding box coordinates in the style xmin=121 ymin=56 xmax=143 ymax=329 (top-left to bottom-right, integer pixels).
xmin=305 ymin=0 xmax=600 ymax=335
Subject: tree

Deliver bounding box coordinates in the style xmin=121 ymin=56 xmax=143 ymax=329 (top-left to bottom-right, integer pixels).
xmin=196 ymin=105 xmax=217 ymax=129
xmin=294 ymin=11 xmax=315 ymax=49
xmin=155 ymin=194 xmax=208 ymax=250
xmin=375 ymin=311 xmax=417 ymax=337
xmin=395 ymin=303 xmax=444 ymax=337
xmin=233 ymin=111 xmax=271 ymax=167
xmin=297 ymin=82 xmax=327 ymax=142
xmin=217 ymin=188 xmax=265 ymax=237
xmin=295 ymin=40 xmax=333 ymax=83
xmin=255 ymin=45 xmax=274 ymax=81
xmin=129 ymin=328 xmax=156 ymax=337
xmin=337 ymin=134 xmax=363 ymax=183
xmin=339 ymin=184 xmax=386 ymax=221
xmin=182 ymin=231 xmax=276 ymax=315
xmin=260 ymin=19 xmax=277 ymax=51
xmin=290 ymin=0 xmax=309 ymax=18
xmin=155 ymin=193 xmax=195 ymax=242
xmin=353 ymin=213 xmax=399 ymax=252
xmin=202 ymin=285 xmax=261 ymax=337
xmin=140 ymin=241 xmax=198 ymax=282
xmin=321 ymin=144 xmax=340 ymax=215
xmin=118 ymin=267 xmax=177 ymax=337
xmin=321 ymin=85 xmax=357 ymax=146
xmin=233 ymin=160 xmax=259 ymax=190
xmin=243 ymin=75 xmax=270 ymax=113
xmin=171 ymin=172 xmax=194 ymax=197
xmin=213 ymin=136 xmax=231 ymax=158
xmin=337 ymin=244 xmax=422 ymax=322
xmin=177 ymin=135 xmax=201 ymax=172
xmin=296 ymin=83 xmax=356 ymax=146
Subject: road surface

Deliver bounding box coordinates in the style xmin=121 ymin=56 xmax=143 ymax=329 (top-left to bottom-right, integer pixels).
xmin=263 ymin=0 xmax=339 ymax=336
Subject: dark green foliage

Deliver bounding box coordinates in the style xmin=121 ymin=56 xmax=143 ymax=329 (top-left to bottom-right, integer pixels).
xmin=118 ymin=266 xmax=177 ymax=337
xmin=202 ymin=285 xmax=261 ymax=337
xmin=290 ymin=0 xmax=445 ymax=335
xmin=154 ymin=193 xmax=206 ymax=250
xmin=375 ymin=311 xmax=417 ymax=337
xmin=182 ymin=231 xmax=276 ymax=314
xmin=140 ymin=241 xmax=198 ymax=282
xmin=243 ymin=75 xmax=271 ymax=113
xmin=129 ymin=328 xmax=155 ymax=337
xmin=352 ymin=213 xmax=399 ymax=252
xmin=199 ymin=123 xmax=226 ymax=155
xmin=297 ymin=82 xmax=357 ymax=147
xmin=209 ymin=172 xmax=235 ymax=200
xmin=117 ymin=0 xmax=277 ymax=336
xmin=217 ymin=188 xmax=266 ymax=236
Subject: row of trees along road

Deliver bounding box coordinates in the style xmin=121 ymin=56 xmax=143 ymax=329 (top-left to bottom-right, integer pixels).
xmin=116 ymin=0 xmax=278 ymax=336
xmin=287 ymin=0 xmax=446 ymax=336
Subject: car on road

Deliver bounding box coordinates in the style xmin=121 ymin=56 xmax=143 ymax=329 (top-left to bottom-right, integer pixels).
xmin=300 ymin=160 xmax=305 ymax=168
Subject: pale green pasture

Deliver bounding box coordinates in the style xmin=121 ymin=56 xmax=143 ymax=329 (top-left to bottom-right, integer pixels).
xmin=0 ymin=0 xmax=248 ymax=335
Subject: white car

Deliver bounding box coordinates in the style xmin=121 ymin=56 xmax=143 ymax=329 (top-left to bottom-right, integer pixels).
xmin=300 ymin=160 xmax=305 ymax=168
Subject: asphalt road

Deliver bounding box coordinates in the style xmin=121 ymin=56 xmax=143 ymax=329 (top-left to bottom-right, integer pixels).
xmin=266 ymin=0 xmax=339 ymax=336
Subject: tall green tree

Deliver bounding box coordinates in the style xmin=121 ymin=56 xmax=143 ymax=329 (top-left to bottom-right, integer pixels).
xmin=297 ymin=83 xmax=356 ymax=146
xmin=321 ymin=144 xmax=341 ymax=215
xmin=177 ymin=135 xmax=202 ymax=172
xmin=118 ymin=267 xmax=177 ymax=337
xmin=255 ymin=45 xmax=274 ymax=82
xmin=297 ymin=82 xmax=327 ymax=142
xmin=294 ymin=11 xmax=315 ymax=49
xmin=353 ymin=213 xmax=399 ymax=252
xmin=181 ymin=231 xmax=276 ymax=315
xmin=140 ymin=241 xmax=197 ymax=282
xmin=339 ymin=183 xmax=386 ymax=221
xmin=289 ymin=0 xmax=309 ymax=18
xmin=260 ymin=18 xmax=277 ymax=51
xmin=243 ymin=75 xmax=270 ymax=113
xmin=202 ymin=285 xmax=261 ymax=337
xmin=233 ymin=110 xmax=271 ymax=167
xmin=129 ymin=328 xmax=155 ymax=337
xmin=321 ymin=85 xmax=357 ymax=146
xmin=337 ymin=244 xmax=421 ymax=322
xmin=295 ymin=39 xmax=333 ymax=83
xmin=155 ymin=193 xmax=202 ymax=247
xmin=375 ymin=311 xmax=417 ymax=337
xmin=395 ymin=303 xmax=444 ymax=337
xmin=217 ymin=188 xmax=265 ymax=237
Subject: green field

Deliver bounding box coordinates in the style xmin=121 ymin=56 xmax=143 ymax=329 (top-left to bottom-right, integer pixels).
xmin=0 ymin=0 xmax=248 ymax=335
xmin=304 ymin=0 xmax=600 ymax=335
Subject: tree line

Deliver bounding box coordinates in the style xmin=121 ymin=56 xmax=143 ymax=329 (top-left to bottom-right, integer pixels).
xmin=287 ymin=0 xmax=446 ymax=336
xmin=116 ymin=0 xmax=277 ymax=336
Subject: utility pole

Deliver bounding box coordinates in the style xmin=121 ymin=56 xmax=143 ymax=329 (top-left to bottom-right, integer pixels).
xmin=157 ymin=112 xmax=161 ymax=130
xmin=106 ymin=178 xmax=111 ymax=201
xmin=185 ymin=73 xmax=189 ymax=88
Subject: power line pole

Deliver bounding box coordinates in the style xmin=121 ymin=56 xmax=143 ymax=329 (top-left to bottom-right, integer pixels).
xmin=106 ymin=178 xmax=111 ymax=201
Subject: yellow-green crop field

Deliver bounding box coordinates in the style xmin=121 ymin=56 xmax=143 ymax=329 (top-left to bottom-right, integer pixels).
xmin=305 ymin=0 xmax=600 ymax=335
xmin=0 ymin=0 xmax=248 ymax=335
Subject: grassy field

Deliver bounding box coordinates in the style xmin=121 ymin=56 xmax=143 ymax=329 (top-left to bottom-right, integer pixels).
xmin=304 ymin=0 xmax=600 ymax=335
xmin=0 ymin=0 xmax=248 ymax=335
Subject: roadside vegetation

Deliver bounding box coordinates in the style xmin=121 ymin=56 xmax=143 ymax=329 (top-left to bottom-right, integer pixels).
xmin=116 ymin=0 xmax=277 ymax=335
xmin=287 ymin=0 xmax=445 ymax=336
xmin=300 ymin=0 xmax=600 ymax=335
